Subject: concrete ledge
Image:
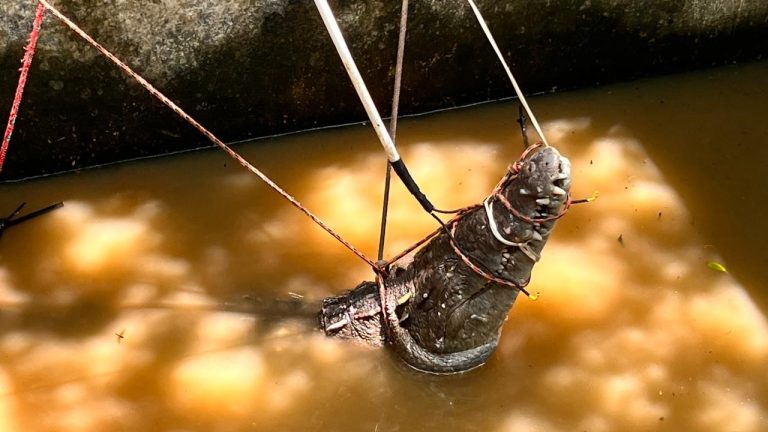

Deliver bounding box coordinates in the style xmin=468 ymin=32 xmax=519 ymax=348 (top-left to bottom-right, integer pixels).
xmin=1 ymin=0 xmax=767 ymax=180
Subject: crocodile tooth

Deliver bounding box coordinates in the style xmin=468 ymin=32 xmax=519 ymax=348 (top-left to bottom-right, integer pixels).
xmin=502 ymin=252 xmax=511 ymax=259
xmin=552 ymin=186 xmax=567 ymax=196
xmin=325 ymin=318 xmax=349 ymax=331
xmin=555 ymin=172 xmax=569 ymax=180
xmin=397 ymin=291 xmax=413 ymax=305
xmin=532 ymin=231 xmax=543 ymax=241
xmin=536 ymin=198 xmax=550 ymax=206
xmin=519 ymin=188 xmax=530 ymax=195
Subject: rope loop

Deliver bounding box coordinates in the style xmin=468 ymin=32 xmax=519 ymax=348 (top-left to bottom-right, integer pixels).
xmin=447 ymin=221 xmax=532 ymax=297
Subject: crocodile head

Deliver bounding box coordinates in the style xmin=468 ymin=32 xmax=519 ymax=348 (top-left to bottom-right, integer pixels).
xmin=400 ymin=144 xmax=573 ymax=361
xmin=496 ymin=144 xmax=572 ymax=267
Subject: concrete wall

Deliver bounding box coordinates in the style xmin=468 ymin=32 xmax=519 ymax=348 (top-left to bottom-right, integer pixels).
xmin=1 ymin=0 xmax=766 ymax=180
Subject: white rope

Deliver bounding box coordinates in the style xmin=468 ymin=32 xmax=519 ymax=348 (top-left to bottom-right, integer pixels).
xmin=483 ymin=197 xmax=540 ymax=262
xmin=313 ymin=0 xmax=401 ymax=162
xmin=466 ymin=0 xmax=551 ymax=147
xmin=484 ymin=197 xmax=523 ymax=247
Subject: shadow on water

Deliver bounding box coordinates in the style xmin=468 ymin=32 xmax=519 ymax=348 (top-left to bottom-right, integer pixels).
xmin=0 ymin=62 xmax=767 ymax=431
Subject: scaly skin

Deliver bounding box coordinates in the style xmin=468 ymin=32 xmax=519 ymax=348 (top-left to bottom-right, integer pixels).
xmin=319 ymin=145 xmax=571 ymax=374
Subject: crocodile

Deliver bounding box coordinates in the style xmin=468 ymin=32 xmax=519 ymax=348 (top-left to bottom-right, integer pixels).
xmin=319 ymin=144 xmax=571 ymax=374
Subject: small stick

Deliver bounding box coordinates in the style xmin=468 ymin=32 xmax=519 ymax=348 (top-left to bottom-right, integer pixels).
xmin=517 ymin=104 xmax=530 ymax=148
xmin=8 ymin=202 xmax=27 ymax=220
xmin=0 ymin=201 xmax=63 ymax=238
xmin=5 ymin=202 xmax=63 ymax=228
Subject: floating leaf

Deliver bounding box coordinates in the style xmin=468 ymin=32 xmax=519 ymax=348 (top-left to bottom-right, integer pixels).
xmin=706 ymin=261 xmax=728 ymax=273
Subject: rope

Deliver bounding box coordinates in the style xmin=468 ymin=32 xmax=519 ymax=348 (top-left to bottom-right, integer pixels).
xmin=1 ymin=2 xmax=45 ymax=174
xmin=448 ymin=222 xmax=533 ymax=297
xmin=38 ymin=0 xmax=378 ymax=270
xmin=495 ymin=189 xmax=572 ymax=224
xmin=484 ymin=197 xmax=540 ymax=262
xmin=378 ymin=165 xmax=393 ymax=261
xmin=377 ymin=0 xmax=409 ymax=262
xmin=466 ymin=0 xmax=550 ymax=147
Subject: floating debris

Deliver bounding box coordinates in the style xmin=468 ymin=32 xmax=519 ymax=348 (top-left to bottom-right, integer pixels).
xmin=0 ymin=201 xmax=64 ymax=239
xmin=706 ymin=261 xmax=728 ymax=273
xmin=573 ymin=191 xmax=599 ymax=205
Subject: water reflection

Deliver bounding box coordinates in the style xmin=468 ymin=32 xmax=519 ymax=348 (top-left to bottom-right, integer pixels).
xmin=1 ymin=62 xmax=767 ymax=431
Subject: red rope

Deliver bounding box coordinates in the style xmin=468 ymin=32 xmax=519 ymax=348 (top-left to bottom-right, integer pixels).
xmin=449 ymin=222 xmax=531 ymax=295
xmin=0 ymin=2 xmax=45 ymax=174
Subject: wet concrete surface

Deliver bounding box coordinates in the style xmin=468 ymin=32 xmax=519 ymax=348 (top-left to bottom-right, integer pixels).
xmin=1 ymin=0 xmax=767 ymax=180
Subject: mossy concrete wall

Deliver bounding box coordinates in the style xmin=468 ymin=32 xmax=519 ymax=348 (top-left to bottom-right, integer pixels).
xmin=1 ymin=0 xmax=766 ymax=180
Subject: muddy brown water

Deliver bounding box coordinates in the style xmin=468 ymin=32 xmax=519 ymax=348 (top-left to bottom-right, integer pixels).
xmin=1 ymin=61 xmax=767 ymax=431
